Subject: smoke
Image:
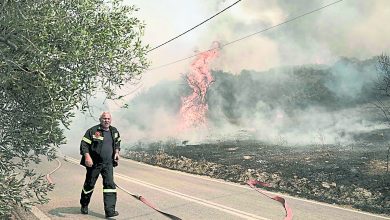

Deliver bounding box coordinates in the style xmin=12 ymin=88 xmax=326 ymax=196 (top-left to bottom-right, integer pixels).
xmin=238 ymin=105 xmax=386 ymax=146
xmin=110 ymin=56 xmax=387 ymax=146
xmin=60 ymin=110 xmax=100 ymax=156
xmin=325 ymin=57 xmax=378 ymax=100
xmin=197 ymin=0 xmax=390 ymax=73
xmin=61 ymin=0 xmax=390 ymax=151
xmin=113 ymin=80 xmax=182 ymax=141
xmin=206 ymin=57 xmax=384 ymax=145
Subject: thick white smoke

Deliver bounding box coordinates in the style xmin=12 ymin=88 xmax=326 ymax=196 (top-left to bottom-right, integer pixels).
xmin=61 ymin=0 xmax=390 ymax=152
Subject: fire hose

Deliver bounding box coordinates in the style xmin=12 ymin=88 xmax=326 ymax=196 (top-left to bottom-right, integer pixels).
xmin=45 ymin=158 xmax=62 ymax=184
xmin=114 ymin=183 xmax=181 ymax=220
xmin=50 ymin=156 xmax=182 ymax=219
xmin=45 ymin=156 xmax=293 ymax=220
xmin=247 ymin=180 xmax=293 ymax=220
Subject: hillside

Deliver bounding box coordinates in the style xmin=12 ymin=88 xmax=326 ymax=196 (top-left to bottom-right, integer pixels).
xmin=120 ymin=56 xmax=386 ymax=145
xmin=122 ymin=56 xmax=390 ymax=215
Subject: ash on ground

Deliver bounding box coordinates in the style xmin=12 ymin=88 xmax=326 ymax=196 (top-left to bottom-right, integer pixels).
xmin=124 ymin=138 xmax=389 ymax=216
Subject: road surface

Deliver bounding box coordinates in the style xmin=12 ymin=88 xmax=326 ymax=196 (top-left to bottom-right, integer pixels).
xmin=33 ymin=155 xmax=389 ymax=220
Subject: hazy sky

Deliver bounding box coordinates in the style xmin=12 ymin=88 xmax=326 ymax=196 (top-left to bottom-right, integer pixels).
xmin=62 ymin=0 xmax=390 ymax=154
xmin=125 ymin=0 xmax=390 ymax=89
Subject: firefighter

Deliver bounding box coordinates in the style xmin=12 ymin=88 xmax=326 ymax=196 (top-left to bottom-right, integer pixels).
xmin=79 ymin=112 xmax=121 ymax=218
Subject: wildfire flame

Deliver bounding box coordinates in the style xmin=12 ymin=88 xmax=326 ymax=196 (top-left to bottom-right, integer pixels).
xmin=179 ymin=42 xmax=220 ymax=130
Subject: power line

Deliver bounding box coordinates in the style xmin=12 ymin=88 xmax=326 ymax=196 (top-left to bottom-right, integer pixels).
xmin=148 ymin=0 xmax=344 ymax=71
xmin=118 ymin=0 xmax=242 ymax=98
xmin=146 ymin=0 xmax=242 ymax=53
xmin=119 ymin=0 xmax=343 ymax=99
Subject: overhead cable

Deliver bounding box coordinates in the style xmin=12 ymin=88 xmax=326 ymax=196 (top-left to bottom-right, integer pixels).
xmin=148 ymin=0 xmax=344 ymax=71
xmin=117 ymin=0 xmax=242 ymax=98
xmin=146 ymin=0 xmax=242 ymax=53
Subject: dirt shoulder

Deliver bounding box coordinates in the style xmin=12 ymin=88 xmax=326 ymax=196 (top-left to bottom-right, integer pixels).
xmin=123 ymin=141 xmax=390 ymax=215
xmin=10 ymin=206 xmax=39 ymax=220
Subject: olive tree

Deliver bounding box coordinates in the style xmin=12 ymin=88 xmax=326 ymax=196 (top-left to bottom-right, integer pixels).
xmin=0 ymin=0 xmax=148 ymax=217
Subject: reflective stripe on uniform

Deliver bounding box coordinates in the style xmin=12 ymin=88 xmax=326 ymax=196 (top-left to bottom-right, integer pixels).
xmin=114 ymin=133 xmax=118 ymax=138
xmin=92 ymin=135 xmax=104 ymax=140
xmin=82 ymin=137 xmax=92 ymax=144
xmin=82 ymin=187 xmax=94 ymax=194
xmin=103 ymin=189 xmax=117 ymax=193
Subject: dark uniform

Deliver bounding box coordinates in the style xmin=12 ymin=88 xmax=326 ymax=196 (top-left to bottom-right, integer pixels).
xmin=79 ymin=124 xmax=121 ymax=215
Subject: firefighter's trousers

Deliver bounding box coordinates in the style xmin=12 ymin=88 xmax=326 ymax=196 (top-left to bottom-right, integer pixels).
xmin=80 ymin=163 xmax=116 ymax=213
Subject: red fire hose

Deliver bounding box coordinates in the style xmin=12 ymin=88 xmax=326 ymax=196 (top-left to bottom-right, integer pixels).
xmin=45 ymin=158 xmax=62 ymax=184
xmin=115 ymin=184 xmax=181 ymax=220
xmin=247 ymin=179 xmax=293 ymax=220
xmin=46 ymin=157 xmax=292 ymax=220
xmin=46 ymin=156 xmax=181 ymax=219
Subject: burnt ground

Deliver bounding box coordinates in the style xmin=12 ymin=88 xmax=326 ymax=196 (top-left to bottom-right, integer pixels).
xmin=123 ymin=140 xmax=390 ymax=216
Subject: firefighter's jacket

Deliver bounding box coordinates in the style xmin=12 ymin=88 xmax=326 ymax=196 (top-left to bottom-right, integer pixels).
xmin=80 ymin=124 xmax=121 ymax=167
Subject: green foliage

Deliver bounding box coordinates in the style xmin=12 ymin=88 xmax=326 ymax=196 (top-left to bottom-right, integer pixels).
xmin=0 ymin=0 xmax=148 ymax=217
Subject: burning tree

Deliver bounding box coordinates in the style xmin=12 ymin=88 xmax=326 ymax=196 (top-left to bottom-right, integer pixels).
xmin=179 ymin=43 xmax=219 ymax=129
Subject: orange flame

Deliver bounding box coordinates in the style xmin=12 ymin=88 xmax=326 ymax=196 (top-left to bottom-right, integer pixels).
xmin=179 ymin=42 xmax=220 ymax=130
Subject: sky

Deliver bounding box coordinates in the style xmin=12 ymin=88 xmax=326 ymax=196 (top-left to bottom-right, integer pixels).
xmin=61 ymin=0 xmax=390 ymax=154
xmin=130 ymin=0 xmax=389 ymax=86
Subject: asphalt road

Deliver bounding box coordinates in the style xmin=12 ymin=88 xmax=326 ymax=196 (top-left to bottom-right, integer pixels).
xmin=33 ymin=155 xmax=390 ymax=220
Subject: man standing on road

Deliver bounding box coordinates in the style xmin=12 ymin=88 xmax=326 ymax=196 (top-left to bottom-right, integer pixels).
xmin=79 ymin=112 xmax=121 ymax=218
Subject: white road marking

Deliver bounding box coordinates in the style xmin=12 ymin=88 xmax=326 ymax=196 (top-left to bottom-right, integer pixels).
xmin=115 ymin=172 xmax=270 ymax=220
xmin=64 ymin=155 xmax=390 ymax=219
xmin=120 ymin=157 xmax=390 ymax=219
xmin=64 ymin=156 xmax=269 ymax=220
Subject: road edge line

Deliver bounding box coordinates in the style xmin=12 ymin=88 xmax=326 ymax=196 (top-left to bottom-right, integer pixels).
xmin=120 ymin=157 xmax=390 ymax=220
xmin=64 ymin=156 xmax=269 ymax=220
xmin=63 ymin=155 xmax=390 ymax=220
